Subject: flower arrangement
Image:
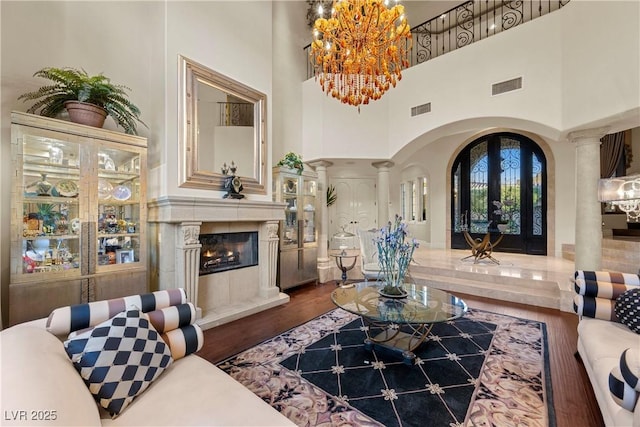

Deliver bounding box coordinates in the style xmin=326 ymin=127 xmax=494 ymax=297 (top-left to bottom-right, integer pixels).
xmin=375 ymin=215 xmax=419 ymax=296
xmin=276 ymin=152 xmax=304 ymax=175
xmin=491 ymin=199 xmax=513 ymax=224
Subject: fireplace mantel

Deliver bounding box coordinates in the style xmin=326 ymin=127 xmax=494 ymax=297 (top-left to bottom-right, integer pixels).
xmin=148 ymin=196 xmax=286 ymax=223
xmin=147 ymin=196 xmax=289 ymax=329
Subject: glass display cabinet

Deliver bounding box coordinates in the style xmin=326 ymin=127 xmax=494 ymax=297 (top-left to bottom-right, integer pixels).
xmin=9 ymin=111 xmax=147 ymax=325
xmin=272 ymin=167 xmax=318 ymax=290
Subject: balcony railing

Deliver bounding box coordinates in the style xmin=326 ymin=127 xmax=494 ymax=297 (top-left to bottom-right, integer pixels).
xmin=218 ymin=102 xmax=253 ymax=127
xmin=305 ymin=0 xmax=570 ymax=79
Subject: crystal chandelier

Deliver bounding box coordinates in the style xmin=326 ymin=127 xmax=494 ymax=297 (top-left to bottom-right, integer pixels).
xmin=598 ymin=174 xmax=640 ymax=221
xmin=310 ymin=0 xmax=412 ymax=109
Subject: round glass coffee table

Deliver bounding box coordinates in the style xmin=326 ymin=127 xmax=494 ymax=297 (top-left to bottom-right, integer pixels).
xmin=331 ymin=282 xmax=468 ymax=365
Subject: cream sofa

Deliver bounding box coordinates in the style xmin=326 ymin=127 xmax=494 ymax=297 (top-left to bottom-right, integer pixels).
xmin=573 ymin=271 xmax=640 ymax=427
xmin=1 ymin=317 xmax=295 ymax=426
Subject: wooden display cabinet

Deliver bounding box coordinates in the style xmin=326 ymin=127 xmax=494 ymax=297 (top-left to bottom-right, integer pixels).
xmin=9 ymin=111 xmax=147 ymax=325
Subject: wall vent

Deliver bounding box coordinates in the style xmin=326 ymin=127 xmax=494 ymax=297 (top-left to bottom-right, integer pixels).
xmin=492 ymin=77 xmax=522 ymax=95
xmin=411 ymin=102 xmax=431 ymax=117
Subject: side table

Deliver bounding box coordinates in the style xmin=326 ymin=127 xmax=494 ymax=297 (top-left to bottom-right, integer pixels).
xmin=330 ymin=252 xmax=358 ymax=286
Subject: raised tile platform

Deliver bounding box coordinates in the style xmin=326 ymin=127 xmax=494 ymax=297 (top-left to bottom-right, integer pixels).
xmin=331 ymin=247 xmax=577 ymax=313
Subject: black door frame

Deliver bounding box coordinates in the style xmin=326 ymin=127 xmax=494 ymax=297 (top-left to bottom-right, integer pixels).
xmin=451 ymin=132 xmax=547 ymax=255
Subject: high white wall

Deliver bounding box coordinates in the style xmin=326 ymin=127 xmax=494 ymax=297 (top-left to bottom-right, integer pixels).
xmin=0 ymin=0 xmax=275 ymax=326
xmin=160 ymin=1 xmax=273 ymax=200
xmin=0 ymin=1 xmax=165 ymax=327
xmin=300 ymin=0 xmax=640 ymax=255
xmin=302 ymin=0 xmax=640 ymax=160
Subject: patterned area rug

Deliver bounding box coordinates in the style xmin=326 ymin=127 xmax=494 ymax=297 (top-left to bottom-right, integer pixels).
xmin=217 ymin=308 xmax=555 ymax=427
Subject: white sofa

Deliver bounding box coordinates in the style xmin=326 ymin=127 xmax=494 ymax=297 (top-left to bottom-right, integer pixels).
xmin=0 ymin=318 xmax=295 ymax=427
xmin=573 ymin=271 xmax=640 ymax=427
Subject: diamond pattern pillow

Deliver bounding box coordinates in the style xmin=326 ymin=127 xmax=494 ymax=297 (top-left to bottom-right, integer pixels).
xmin=64 ymin=309 xmax=173 ymax=417
xmin=615 ymin=288 xmax=640 ymax=334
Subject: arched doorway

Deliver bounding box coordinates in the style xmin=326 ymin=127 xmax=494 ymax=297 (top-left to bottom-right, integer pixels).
xmin=451 ymin=132 xmax=547 ymax=255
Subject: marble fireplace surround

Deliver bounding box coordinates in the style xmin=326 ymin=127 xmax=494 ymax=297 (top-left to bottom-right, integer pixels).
xmin=147 ymin=196 xmax=289 ymax=330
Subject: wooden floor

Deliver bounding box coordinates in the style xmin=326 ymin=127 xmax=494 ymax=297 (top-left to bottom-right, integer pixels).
xmin=197 ymin=281 xmax=604 ymax=427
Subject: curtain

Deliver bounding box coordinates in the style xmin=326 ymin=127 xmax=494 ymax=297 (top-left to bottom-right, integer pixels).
xmin=600 ymin=131 xmax=625 ymax=178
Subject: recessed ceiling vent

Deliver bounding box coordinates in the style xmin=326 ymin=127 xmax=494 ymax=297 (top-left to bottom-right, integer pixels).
xmin=411 ymin=102 xmax=431 ymax=117
xmin=492 ymin=77 xmax=522 ymax=95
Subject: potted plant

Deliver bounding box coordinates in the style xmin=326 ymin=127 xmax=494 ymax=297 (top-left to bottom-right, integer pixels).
xmin=276 ymin=152 xmax=304 ymax=175
xmin=326 ymin=184 xmax=337 ymax=207
xmin=17 ymin=67 xmax=147 ymax=135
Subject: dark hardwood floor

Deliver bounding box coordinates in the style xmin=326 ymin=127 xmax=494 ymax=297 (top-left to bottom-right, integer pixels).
xmin=197 ymin=281 xmax=603 ymax=427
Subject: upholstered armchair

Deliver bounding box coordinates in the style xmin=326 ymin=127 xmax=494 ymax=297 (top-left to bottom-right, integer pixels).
xmin=357 ymin=228 xmax=381 ymax=281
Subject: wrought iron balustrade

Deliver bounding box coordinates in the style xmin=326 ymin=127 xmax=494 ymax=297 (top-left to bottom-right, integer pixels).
xmin=305 ymin=0 xmax=570 ymax=79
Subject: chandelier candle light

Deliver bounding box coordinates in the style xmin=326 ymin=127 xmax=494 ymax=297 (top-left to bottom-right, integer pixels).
xmin=598 ymin=174 xmax=640 ymax=221
xmin=310 ymin=0 xmax=412 ymax=109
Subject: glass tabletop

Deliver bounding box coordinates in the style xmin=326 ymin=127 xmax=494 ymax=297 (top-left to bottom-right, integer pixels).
xmin=331 ymin=282 xmax=467 ymax=324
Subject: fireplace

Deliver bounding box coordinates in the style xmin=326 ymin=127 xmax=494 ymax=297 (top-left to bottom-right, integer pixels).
xmin=199 ymin=231 xmax=258 ymax=275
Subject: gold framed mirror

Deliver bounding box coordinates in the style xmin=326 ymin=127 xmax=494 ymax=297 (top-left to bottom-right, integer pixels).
xmin=178 ymin=55 xmax=266 ymax=194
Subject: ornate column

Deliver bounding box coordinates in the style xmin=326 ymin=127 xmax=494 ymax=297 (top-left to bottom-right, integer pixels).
xmin=372 ymin=161 xmax=395 ymax=227
xmin=259 ymin=220 xmax=281 ymax=298
xmin=568 ymin=127 xmax=609 ymax=271
xmin=176 ymin=222 xmax=202 ymax=314
xmin=308 ymin=160 xmax=334 ymax=283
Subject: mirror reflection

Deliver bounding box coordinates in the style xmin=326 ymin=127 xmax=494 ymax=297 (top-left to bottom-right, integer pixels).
xmin=179 ymin=55 xmax=266 ymax=194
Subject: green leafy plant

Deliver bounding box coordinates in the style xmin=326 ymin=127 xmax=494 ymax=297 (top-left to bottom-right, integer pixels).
xmin=18 ymin=67 xmax=147 ymax=135
xmin=276 ymin=152 xmax=304 ymax=175
xmin=326 ymin=184 xmax=337 ymax=207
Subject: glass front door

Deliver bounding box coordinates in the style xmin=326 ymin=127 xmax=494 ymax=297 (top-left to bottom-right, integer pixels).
xmin=452 ymin=132 xmax=547 ymax=255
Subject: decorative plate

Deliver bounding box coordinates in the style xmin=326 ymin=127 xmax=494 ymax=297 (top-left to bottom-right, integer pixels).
xmin=104 ymin=156 xmax=116 ymax=171
xmin=111 ymin=185 xmax=131 ymax=201
xmin=98 ymin=179 xmax=113 ymax=200
xmin=25 ymin=250 xmax=44 ymax=262
xmin=55 ymin=179 xmax=79 ymax=197
xmin=70 ymin=218 xmax=81 ymax=234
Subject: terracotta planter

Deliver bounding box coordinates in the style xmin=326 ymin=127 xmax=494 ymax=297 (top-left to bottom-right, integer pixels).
xmin=64 ymin=101 xmax=107 ymax=128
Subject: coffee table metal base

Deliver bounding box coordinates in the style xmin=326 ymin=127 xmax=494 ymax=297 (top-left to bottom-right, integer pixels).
xmin=362 ymin=321 xmax=434 ymax=365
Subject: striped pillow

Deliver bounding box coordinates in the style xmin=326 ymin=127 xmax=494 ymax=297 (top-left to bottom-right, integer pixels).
xmin=573 ymin=294 xmax=618 ymax=321
xmin=575 ymin=270 xmax=640 ymax=286
xmin=146 ymin=303 xmax=196 ymax=334
xmin=574 ymin=280 xmax=636 ymax=299
xmin=47 ymin=289 xmax=187 ymax=336
xmin=161 ymin=324 xmax=204 ymax=360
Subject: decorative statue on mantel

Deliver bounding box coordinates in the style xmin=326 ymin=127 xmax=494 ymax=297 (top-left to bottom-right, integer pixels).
xmin=221 ymin=161 xmax=244 ymax=199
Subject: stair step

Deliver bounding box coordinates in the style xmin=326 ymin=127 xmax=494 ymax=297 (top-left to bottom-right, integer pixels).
xmin=561 ymin=240 xmax=639 ymax=274
xmin=411 ymin=272 xmax=564 ymax=311
xmin=411 ymin=263 xmax=559 ymax=288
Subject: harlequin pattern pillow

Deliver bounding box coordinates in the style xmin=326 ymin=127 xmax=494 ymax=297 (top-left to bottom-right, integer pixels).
xmin=615 ymin=288 xmax=640 ymax=334
xmin=64 ymin=309 xmax=173 ymax=417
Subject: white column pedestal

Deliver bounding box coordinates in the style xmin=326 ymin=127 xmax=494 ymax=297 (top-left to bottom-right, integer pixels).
xmin=372 ymin=161 xmax=394 ymax=226
xmin=569 ymin=127 xmax=609 ymax=271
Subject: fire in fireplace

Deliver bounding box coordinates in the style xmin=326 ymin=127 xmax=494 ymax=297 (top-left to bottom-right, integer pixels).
xmin=199 ymin=231 xmax=258 ymax=276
